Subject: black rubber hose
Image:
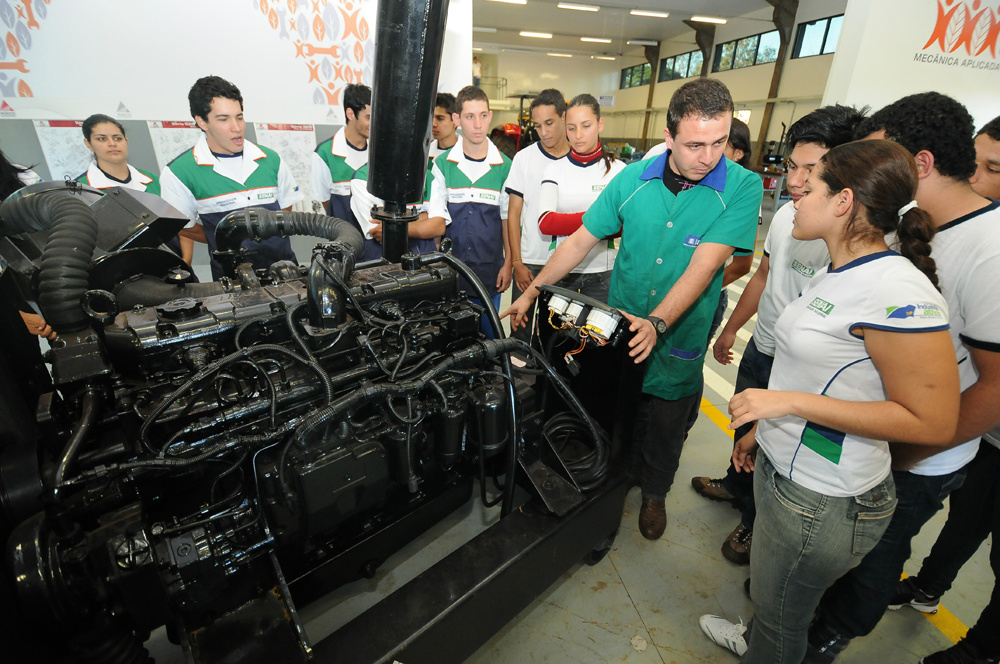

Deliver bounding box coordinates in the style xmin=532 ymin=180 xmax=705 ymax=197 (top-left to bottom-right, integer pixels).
xmin=428 ymin=253 xmax=521 ymax=516
xmin=113 ymin=275 xmax=228 ymax=308
xmin=0 ymin=191 xmax=99 ymax=333
xmin=50 ymin=388 xmax=100 ymax=500
xmin=214 ymin=208 xmax=365 ymax=261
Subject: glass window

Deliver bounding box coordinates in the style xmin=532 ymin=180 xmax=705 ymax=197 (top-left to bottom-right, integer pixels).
xmin=620 ymin=68 xmax=631 ymax=88
xmin=640 ymin=63 xmax=651 ymax=84
xmin=757 ymin=31 xmax=780 ymax=64
xmin=688 ymin=50 xmax=703 ymax=77
xmin=717 ymin=42 xmax=735 ymax=71
xmin=734 ymin=35 xmax=759 ymax=68
xmin=658 ymin=56 xmax=674 ymax=82
xmin=823 ymin=15 xmax=843 ymax=54
xmin=673 ymin=52 xmax=690 ymax=79
xmin=797 ymin=19 xmax=827 ymax=57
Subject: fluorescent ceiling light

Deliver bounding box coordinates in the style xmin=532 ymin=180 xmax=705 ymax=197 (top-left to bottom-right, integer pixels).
xmin=630 ymin=9 xmax=669 ymax=18
xmin=691 ymin=15 xmax=727 ymax=24
xmin=558 ymin=2 xmax=599 ymax=10
xmin=520 ymin=31 xmax=553 ymax=38
xmin=472 ymin=47 xmax=483 ymax=51
xmin=592 ymin=56 xmax=616 ymax=61
xmin=581 ymin=37 xmax=612 ymax=43
xmin=486 ymin=0 xmax=526 ymax=4
xmin=473 ymin=26 xmax=497 ymax=33
xmin=547 ymin=52 xmax=573 ymax=57
xmin=627 ymin=39 xmax=658 ymax=46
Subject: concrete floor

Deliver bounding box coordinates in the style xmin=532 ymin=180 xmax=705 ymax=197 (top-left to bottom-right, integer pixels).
xmin=164 ymin=199 xmax=994 ymax=663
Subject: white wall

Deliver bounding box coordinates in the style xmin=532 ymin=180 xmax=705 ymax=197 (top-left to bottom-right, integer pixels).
xmin=823 ymin=0 xmax=998 ymax=128
xmin=0 ymin=0 xmax=471 ymax=124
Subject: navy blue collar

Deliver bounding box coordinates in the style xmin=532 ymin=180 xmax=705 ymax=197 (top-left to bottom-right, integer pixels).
xmin=537 ymin=142 xmax=566 ymax=160
xmin=639 ymin=149 xmax=728 ymax=192
xmin=937 ymin=198 xmax=998 ymax=232
xmin=828 ymin=250 xmax=897 ymax=273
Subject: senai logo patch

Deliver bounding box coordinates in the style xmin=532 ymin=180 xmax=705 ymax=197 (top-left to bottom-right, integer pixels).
xmin=808 ymin=297 xmax=835 ymax=317
xmin=684 ymin=235 xmax=701 ymax=248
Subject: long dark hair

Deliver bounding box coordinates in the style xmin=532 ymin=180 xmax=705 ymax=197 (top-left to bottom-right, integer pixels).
xmin=567 ymin=93 xmax=615 ymax=176
xmin=819 ymin=139 xmax=939 ymax=289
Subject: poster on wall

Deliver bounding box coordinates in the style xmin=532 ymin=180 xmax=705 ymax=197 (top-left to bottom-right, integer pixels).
xmin=147 ymin=121 xmax=203 ymax=172
xmin=254 ymin=123 xmax=316 ymax=193
xmin=33 ymin=120 xmax=89 ymax=181
xmin=254 ymin=123 xmax=317 ymax=211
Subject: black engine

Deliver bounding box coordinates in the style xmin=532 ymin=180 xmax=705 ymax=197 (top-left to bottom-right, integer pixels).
xmin=0 ymin=180 xmax=618 ymax=664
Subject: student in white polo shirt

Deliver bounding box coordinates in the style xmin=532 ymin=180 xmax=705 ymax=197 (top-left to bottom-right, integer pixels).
xmin=536 ymin=93 xmax=625 ymax=302
xmin=801 ymin=95 xmax=1000 ymax=664
xmin=160 ymin=76 xmax=303 ymax=279
xmin=77 ymin=114 xmax=159 ymax=196
xmin=311 ymin=84 xmax=370 ymax=225
xmin=692 ymin=106 xmax=867 ymax=567
xmin=699 ymin=139 xmax=960 ymax=663
xmin=505 ymin=89 xmax=570 ymax=341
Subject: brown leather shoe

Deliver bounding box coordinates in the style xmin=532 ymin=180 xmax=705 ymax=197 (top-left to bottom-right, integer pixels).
xmin=721 ymin=522 xmax=752 ymax=565
xmin=638 ymin=497 xmax=667 ymax=540
xmin=691 ymin=476 xmax=737 ymax=504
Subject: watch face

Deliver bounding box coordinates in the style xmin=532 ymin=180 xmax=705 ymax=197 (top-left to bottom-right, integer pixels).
xmin=655 ymin=320 xmax=667 ymax=334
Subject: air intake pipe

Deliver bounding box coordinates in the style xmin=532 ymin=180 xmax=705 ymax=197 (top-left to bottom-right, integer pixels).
xmin=0 ymin=186 xmax=99 ymax=334
xmin=213 ymin=208 xmax=364 ymax=277
xmin=368 ymin=0 xmax=450 ymax=263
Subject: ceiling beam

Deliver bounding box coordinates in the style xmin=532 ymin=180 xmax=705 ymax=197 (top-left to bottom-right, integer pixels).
xmin=682 ymin=20 xmax=716 ymax=77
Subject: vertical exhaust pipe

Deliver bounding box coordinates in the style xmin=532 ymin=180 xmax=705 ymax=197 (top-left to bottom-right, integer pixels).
xmin=368 ymin=0 xmax=451 ymax=263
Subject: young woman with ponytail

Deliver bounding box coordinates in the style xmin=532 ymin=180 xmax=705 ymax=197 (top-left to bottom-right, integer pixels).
xmin=699 ymin=139 xmax=962 ymax=663
xmin=535 ymin=93 xmax=624 ymax=301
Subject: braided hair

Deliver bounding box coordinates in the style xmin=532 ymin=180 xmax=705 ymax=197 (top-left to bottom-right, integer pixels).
xmin=819 ymin=139 xmax=939 ymax=290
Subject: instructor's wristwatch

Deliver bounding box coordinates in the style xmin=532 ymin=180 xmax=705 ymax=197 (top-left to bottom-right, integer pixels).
xmin=646 ymin=316 xmax=667 ymax=336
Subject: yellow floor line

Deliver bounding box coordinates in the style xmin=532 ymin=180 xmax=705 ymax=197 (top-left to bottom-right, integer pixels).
xmin=696 ymin=406 xmax=969 ymax=645
xmin=699 ymin=398 xmax=734 ymax=440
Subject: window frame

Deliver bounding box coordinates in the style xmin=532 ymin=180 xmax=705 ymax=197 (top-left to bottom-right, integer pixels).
xmin=619 ymin=62 xmax=652 ymax=89
xmin=657 ymin=49 xmax=702 ymax=82
xmin=791 ymin=14 xmax=844 ymax=59
xmin=712 ymin=29 xmax=781 ymax=72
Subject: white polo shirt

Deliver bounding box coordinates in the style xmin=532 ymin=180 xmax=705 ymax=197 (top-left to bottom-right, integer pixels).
xmin=538 ymin=153 xmax=625 ymax=274
xmin=760 ymin=251 xmax=950 ymax=497
xmin=907 ymin=200 xmax=1000 ymax=475
xmin=756 ymin=201 xmax=831 ymax=356
xmin=503 ymin=141 xmax=566 ymax=265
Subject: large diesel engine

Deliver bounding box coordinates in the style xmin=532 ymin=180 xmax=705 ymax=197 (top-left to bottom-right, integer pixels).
xmin=0 ymin=182 xmax=615 ymax=664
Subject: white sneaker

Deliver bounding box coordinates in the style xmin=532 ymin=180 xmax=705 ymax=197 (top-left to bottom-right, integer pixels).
xmin=699 ymin=614 xmax=748 ymax=656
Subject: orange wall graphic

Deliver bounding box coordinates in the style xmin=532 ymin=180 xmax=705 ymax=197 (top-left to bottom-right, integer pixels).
xmin=0 ymin=0 xmax=50 ymax=98
xmin=922 ymin=0 xmax=1000 ymax=57
xmin=254 ymin=0 xmax=375 ymax=108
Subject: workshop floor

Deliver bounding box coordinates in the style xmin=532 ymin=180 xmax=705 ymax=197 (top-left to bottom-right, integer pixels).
xmin=166 ymin=197 xmax=995 ymax=664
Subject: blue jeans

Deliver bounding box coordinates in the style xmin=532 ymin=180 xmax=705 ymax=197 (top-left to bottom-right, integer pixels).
xmin=722 ymin=336 xmax=774 ymax=529
xmin=744 ymin=454 xmax=896 ymax=664
xmin=814 ymin=466 xmax=966 ymax=639
xmin=916 ymin=442 xmax=999 ymax=655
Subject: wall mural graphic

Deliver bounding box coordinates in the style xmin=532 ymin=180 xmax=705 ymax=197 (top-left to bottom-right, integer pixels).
xmin=254 ymin=0 xmax=376 ymax=107
xmin=0 ymin=0 xmax=50 ymax=98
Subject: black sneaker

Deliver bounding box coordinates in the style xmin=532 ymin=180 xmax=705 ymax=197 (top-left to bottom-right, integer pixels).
xmin=888 ymin=576 xmax=940 ymax=614
xmin=920 ymin=638 xmax=998 ymax=664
